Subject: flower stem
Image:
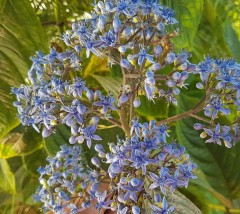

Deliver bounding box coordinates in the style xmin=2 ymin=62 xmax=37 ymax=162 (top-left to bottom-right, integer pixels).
xmin=156 ymin=96 xmax=206 ymax=125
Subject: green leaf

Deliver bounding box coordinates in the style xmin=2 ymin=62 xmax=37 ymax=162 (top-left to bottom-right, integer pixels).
xmin=44 ymin=125 xmax=71 ymax=156
xmin=0 ymin=0 xmax=48 ymax=139
xmin=166 ymin=190 xmax=202 ymax=214
xmin=83 ymin=55 xmax=109 ymax=77
xmin=171 ymin=0 xmax=204 ymax=49
xmin=176 ymin=90 xmax=240 ymax=208
xmin=223 ymin=19 xmax=240 ymax=59
xmin=0 ymin=126 xmax=43 ymax=158
xmin=135 ymin=96 xmax=169 ymax=120
xmin=91 ymin=74 xmax=122 ymax=97
xmin=0 ymin=159 xmax=15 ymax=194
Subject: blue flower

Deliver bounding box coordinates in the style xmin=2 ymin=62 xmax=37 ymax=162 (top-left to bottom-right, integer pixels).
xmin=93 ymin=94 xmax=117 ymax=115
xmin=128 ymin=49 xmax=154 ymax=66
xmin=95 ymin=191 xmax=113 ymax=211
xmin=62 ymin=99 xmax=86 ymax=126
xmin=84 ymin=39 xmax=103 ymax=58
xmin=204 ymin=96 xmax=230 ymax=119
xmin=141 ymin=137 xmax=158 ymax=151
xmin=121 ymin=179 xmax=143 ymax=202
xmin=148 ymin=167 xmax=170 ymax=195
xmin=68 ymin=77 xmax=87 ymax=97
xmin=100 ymin=29 xmax=116 ymax=47
xmin=150 ymin=197 xmax=175 ymax=214
xmin=34 ymin=105 xmax=57 ymax=130
xmin=111 ymin=0 xmax=135 ymax=17
xmin=194 ymin=57 xmax=215 ymax=82
xmin=131 ymin=119 xmax=142 ymax=136
xmin=204 ymin=124 xmax=231 ymax=147
xmin=130 ymin=149 xmax=153 ymax=174
xmin=76 ymin=125 xmax=102 ymax=148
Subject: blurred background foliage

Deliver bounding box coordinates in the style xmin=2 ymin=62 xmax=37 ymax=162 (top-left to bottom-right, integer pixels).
xmin=0 ymin=0 xmax=240 ymax=213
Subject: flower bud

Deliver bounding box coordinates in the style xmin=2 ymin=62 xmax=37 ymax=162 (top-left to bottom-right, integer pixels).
xmin=118 ymin=45 xmax=127 ymax=53
xmin=91 ymin=157 xmax=100 ymax=167
xmin=105 ymin=2 xmax=112 ymax=11
xmin=150 ymin=63 xmax=161 ymax=71
xmin=166 ymin=79 xmax=176 ymax=87
xmin=97 ymin=1 xmax=104 ymax=9
xmin=75 ymin=45 xmax=82 ymax=52
xmin=133 ymin=97 xmax=141 ymax=108
xmin=178 ymin=62 xmax=188 ymax=70
xmin=72 ymin=23 xmax=78 ymax=31
xmin=119 ymin=93 xmax=130 ymax=105
xmin=193 ymin=123 xmax=204 ymax=130
xmin=200 ymin=131 xmax=207 ymax=138
xmin=123 ymin=27 xmax=131 ymax=38
xmin=186 ymin=64 xmax=197 ymax=72
xmin=98 ymin=16 xmax=106 ymax=31
xmin=196 ymin=82 xmax=204 ymax=89
xmin=120 ymin=59 xmax=132 ymax=69
xmin=91 ymin=182 xmax=100 ymax=191
xmin=95 ymin=144 xmax=104 ymax=152
xmin=156 ymin=22 xmax=165 ymax=31
xmin=120 ymin=177 xmax=128 ymax=184
xmin=154 ymin=45 xmax=162 ymax=56
xmin=154 ymin=193 xmax=162 ymax=203
xmin=132 ymin=206 xmax=141 ymax=214
xmin=130 ymin=178 xmax=141 ymax=186
xmin=113 ymin=17 xmax=121 ymax=33
xmin=173 ymin=87 xmax=180 ymax=95
xmin=166 ymin=52 xmax=175 ymax=64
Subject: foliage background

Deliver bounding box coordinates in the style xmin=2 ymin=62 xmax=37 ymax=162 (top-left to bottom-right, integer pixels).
xmin=0 ymin=0 xmax=240 ymax=213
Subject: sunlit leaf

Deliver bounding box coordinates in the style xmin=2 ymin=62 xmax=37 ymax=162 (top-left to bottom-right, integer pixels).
xmin=170 ymin=0 xmax=204 ymax=50
xmin=0 ymin=126 xmax=42 ymax=158
xmin=0 ymin=0 xmax=48 ymax=139
xmin=224 ymin=19 xmax=240 ymax=59
xmin=91 ymin=74 xmax=122 ymax=97
xmin=0 ymin=159 xmax=15 ymax=194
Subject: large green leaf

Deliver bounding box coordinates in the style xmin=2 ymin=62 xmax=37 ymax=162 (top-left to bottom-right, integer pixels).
xmin=223 ymin=19 xmax=240 ymax=59
xmin=166 ymin=190 xmax=202 ymax=214
xmin=144 ymin=187 xmax=202 ymax=213
xmin=91 ymin=74 xmax=122 ymax=97
xmin=4 ymin=150 xmax=47 ymax=212
xmin=135 ymin=96 xmax=169 ymax=120
xmin=176 ymin=89 xmax=240 ymax=208
xmin=0 ymin=159 xmax=15 ymax=194
xmin=0 ymin=126 xmax=42 ymax=158
xmin=191 ymin=0 xmax=231 ymax=61
xmin=44 ymin=125 xmax=71 ymax=156
xmin=170 ymin=0 xmax=204 ymax=50
xmin=0 ymin=0 xmax=48 ymax=139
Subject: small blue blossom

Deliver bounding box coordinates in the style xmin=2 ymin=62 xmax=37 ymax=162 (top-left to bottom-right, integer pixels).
xmin=93 ymin=94 xmax=117 ymax=115
xmin=76 ymin=125 xmax=102 ymax=148
xmin=204 ymin=96 xmax=230 ymax=119
xmin=150 ymin=197 xmax=175 ymax=214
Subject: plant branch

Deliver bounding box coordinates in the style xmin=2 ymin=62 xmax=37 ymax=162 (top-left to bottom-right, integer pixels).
xmin=156 ymin=96 xmax=206 ymax=125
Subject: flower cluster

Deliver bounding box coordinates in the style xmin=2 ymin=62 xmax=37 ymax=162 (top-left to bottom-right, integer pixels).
xmin=34 ymin=121 xmax=196 ymax=213
xmin=61 ymin=0 xmax=195 ymax=105
xmin=193 ymin=57 xmax=240 ymax=147
xmin=33 ymin=145 xmax=95 ymax=213
xmin=12 ymin=49 xmax=117 ymax=147
xmin=12 ymin=0 xmax=240 ymax=213
xmin=194 ymin=123 xmax=240 ymax=148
